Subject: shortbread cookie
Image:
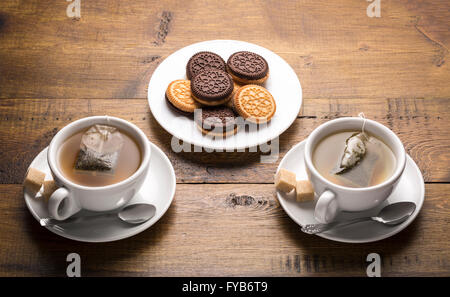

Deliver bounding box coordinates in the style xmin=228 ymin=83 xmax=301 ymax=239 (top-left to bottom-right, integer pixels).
xmin=165 ymin=79 xmax=202 ymax=113
xmin=191 ymin=70 xmax=234 ymax=106
xmin=226 ymin=97 xmax=234 ymax=109
xmin=24 ymin=168 xmax=45 ymax=195
xmin=186 ymin=51 xmax=226 ymax=80
xmin=275 ymin=168 xmax=296 ymax=193
xmin=233 ymin=85 xmax=276 ymax=124
xmin=195 ymin=106 xmax=238 ymax=137
xmin=165 ymin=94 xmax=193 ymax=116
xmin=226 ymin=81 xmax=242 ymax=109
xmin=227 ymin=51 xmax=269 ymax=84
xmin=296 ymin=180 xmax=314 ymax=202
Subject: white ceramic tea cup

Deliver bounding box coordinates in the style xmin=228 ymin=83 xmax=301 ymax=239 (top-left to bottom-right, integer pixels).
xmin=47 ymin=116 xmax=151 ymax=220
xmin=304 ymin=117 xmax=406 ymax=224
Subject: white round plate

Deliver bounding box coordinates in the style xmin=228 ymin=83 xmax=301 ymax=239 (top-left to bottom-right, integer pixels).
xmin=24 ymin=142 xmax=176 ymax=243
xmin=148 ymin=40 xmax=302 ymax=150
xmin=277 ymin=140 xmax=425 ymax=243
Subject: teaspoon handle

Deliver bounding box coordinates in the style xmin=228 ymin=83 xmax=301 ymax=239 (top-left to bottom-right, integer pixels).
xmin=40 ymin=212 xmax=117 ymax=227
xmin=301 ymin=217 xmax=373 ymax=234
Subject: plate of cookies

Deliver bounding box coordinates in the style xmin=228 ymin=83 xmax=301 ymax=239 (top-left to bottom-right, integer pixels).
xmin=148 ymin=40 xmax=302 ymax=150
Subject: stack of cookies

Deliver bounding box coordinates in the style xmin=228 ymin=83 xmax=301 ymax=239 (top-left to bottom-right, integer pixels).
xmin=166 ymin=50 xmax=276 ymax=138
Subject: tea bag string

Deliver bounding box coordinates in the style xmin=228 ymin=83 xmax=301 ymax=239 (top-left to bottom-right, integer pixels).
xmin=94 ymin=125 xmax=108 ymax=152
xmin=358 ymin=112 xmax=366 ymax=134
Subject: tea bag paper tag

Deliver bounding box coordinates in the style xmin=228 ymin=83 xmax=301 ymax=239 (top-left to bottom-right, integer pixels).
xmin=75 ymin=125 xmax=124 ymax=173
xmin=80 ymin=125 xmax=123 ymax=154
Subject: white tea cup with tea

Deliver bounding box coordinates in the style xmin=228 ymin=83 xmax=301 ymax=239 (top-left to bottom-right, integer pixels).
xmin=47 ymin=116 xmax=151 ymax=220
xmin=304 ymin=117 xmax=406 ymax=224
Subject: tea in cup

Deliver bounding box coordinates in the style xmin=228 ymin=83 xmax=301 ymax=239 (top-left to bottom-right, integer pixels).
xmin=47 ymin=116 xmax=151 ymax=220
xmin=304 ymin=117 xmax=406 ymax=223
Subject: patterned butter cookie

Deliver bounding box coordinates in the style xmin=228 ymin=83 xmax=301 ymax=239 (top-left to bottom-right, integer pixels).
xmin=191 ymin=69 xmax=234 ymax=106
xmin=186 ymin=51 xmax=226 ymax=80
xmin=233 ymin=85 xmax=276 ymax=124
xmin=227 ymin=51 xmax=269 ymax=85
xmin=226 ymin=81 xmax=242 ymax=109
xmin=165 ymin=94 xmax=193 ymax=116
xmin=165 ymin=79 xmax=202 ymax=114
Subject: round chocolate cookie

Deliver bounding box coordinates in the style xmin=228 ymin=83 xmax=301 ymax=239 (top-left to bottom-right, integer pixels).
xmin=227 ymin=51 xmax=269 ymax=84
xmin=186 ymin=51 xmax=226 ymax=80
xmin=195 ymin=106 xmax=238 ymax=137
xmin=191 ymin=69 xmax=234 ymax=106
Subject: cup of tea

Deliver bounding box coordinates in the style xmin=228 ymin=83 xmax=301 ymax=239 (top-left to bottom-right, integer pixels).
xmin=47 ymin=116 xmax=151 ymax=220
xmin=304 ymin=117 xmax=406 ymax=223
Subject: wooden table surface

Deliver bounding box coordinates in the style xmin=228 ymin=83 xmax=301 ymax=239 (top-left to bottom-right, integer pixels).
xmin=0 ymin=0 xmax=449 ymax=277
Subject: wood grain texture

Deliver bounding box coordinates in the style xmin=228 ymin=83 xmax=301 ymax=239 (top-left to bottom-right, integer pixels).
xmin=0 ymin=0 xmax=449 ymax=99
xmin=0 ymin=0 xmax=449 ymax=277
xmin=0 ymin=98 xmax=448 ymax=184
xmin=0 ymin=183 xmax=448 ymax=277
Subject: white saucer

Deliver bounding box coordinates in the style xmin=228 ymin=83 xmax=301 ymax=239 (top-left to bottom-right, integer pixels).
xmin=24 ymin=142 xmax=176 ymax=243
xmin=277 ymin=140 xmax=425 ymax=243
xmin=147 ymin=39 xmax=302 ymax=151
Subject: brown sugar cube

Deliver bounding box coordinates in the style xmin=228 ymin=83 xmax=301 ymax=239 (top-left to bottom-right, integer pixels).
xmin=296 ymin=180 xmax=315 ymax=202
xmin=42 ymin=180 xmax=58 ymax=202
xmin=275 ymin=168 xmax=297 ymax=193
xmin=24 ymin=168 xmax=45 ymax=195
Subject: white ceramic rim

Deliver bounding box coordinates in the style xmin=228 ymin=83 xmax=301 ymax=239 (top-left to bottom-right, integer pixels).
xmin=47 ymin=116 xmax=151 ymax=191
xmin=278 ymin=139 xmax=425 ymax=243
xmin=304 ymin=117 xmax=407 ymax=192
xmin=26 ymin=142 xmax=176 ymax=243
xmin=147 ymin=39 xmax=302 ymax=150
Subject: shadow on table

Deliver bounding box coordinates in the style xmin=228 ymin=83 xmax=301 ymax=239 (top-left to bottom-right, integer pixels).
xmin=275 ymin=210 xmax=423 ymax=275
xmin=150 ymin=117 xmax=268 ymax=158
xmin=24 ymin=201 xmax=176 ymax=276
xmin=146 ymin=115 xmax=305 ymax=172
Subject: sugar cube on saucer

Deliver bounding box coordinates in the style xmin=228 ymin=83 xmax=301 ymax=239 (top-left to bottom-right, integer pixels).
xmin=42 ymin=180 xmax=58 ymax=202
xmin=275 ymin=168 xmax=297 ymax=193
xmin=296 ymin=180 xmax=314 ymax=202
xmin=24 ymin=168 xmax=45 ymax=195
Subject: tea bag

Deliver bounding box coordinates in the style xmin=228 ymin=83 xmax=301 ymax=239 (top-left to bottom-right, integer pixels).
xmin=332 ymin=132 xmax=368 ymax=174
xmin=331 ymin=113 xmax=380 ymax=187
xmin=334 ymin=148 xmax=379 ymax=187
xmin=74 ymin=125 xmax=124 ymax=174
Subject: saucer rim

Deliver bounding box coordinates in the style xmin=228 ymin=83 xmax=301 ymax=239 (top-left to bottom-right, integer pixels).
xmin=24 ymin=141 xmax=176 ymax=243
xmin=277 ymin=139 xmax=425 ymax=243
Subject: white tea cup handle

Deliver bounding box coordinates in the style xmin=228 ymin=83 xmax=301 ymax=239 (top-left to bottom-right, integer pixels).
xmin=314 ymin=190 xmax=339 ymax=223
xmin=48 ymin=187 xmax=81 ymax=220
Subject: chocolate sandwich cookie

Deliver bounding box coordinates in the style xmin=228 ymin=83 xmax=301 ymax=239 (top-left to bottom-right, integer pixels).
xmin=186 ymin=51 xmax=226 ymax=80
xmin=191 ymin=69 xmax=234 ymax=106
xmin=227 ymin=51 xmax=269 ymax=84
xmin=195 ymin=106 xmax=238 ymax=137
xmin=165 ymin=79 xmax=202 ymax=115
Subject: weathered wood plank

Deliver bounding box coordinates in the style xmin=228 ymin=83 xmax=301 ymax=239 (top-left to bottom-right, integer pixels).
xmin=0 ymin=183 xmax=448 ymax=276
xmin=0 ymin=0 xmax=449 ymax=99
xmin=0 ymin=0 xmax=448 ymax=279
xmin=0 ymin=98 xmax=448 ymax=184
